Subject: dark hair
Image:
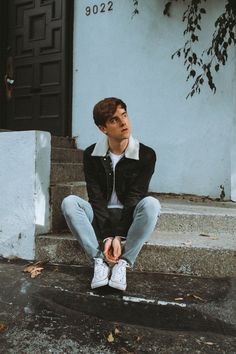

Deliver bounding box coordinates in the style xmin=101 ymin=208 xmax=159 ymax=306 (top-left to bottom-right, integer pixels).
xmin=93 ymin=97 xmax=127 ymax=126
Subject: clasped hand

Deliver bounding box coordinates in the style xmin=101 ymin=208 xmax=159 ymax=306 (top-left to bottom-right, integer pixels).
xmin=103 ymin=236 xmax=122 ymax=264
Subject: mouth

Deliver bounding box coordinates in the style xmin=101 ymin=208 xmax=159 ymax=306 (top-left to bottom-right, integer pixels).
xmin=121 ymin=128 xmax=129 ymax=132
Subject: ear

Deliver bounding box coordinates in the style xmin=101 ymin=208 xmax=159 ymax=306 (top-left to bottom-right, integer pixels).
xmin=98 ymin=125 xmax=107 ymax=134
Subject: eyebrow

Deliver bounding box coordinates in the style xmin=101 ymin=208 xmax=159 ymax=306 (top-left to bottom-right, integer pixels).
xmin=110 ymin=111 xmax=127 ymax=120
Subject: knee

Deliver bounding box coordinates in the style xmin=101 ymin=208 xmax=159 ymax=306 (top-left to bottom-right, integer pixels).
xmin=137 ymin=196 xmax=161 ymax=218
xmin=61 ymin=195 xmax=81 ymax=215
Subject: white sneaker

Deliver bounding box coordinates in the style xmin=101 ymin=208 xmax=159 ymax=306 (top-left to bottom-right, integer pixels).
xmin=109 ymin=259 xmax=128 ymax=291
xmin=91 ymin=258 xmax=110 ymax=289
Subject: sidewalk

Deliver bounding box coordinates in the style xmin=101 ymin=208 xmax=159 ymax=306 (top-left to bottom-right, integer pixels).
xmin=0 ymin=259 xmax=235 ymax=353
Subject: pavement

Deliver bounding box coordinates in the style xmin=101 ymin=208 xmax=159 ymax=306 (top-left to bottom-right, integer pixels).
xmin=0 ymin=259 xmax=236 ymax=353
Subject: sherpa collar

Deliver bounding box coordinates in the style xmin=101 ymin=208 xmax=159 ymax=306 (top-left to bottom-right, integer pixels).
xmin=91 ymin=135 xmax=140 ymax=160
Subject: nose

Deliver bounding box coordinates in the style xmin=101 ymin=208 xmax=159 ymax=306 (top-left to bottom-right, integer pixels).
xmin=119 ymin=117 xmax=126 ymax=127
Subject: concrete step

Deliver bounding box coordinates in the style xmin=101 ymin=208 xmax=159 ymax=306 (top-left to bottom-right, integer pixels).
xmin=51 ymin=136 xmax=76 ymax=149
xmin=50 ymin=162 xmax=84 ymax=184
xmin=51 ymin=147 xmax=83 ymax=163
xmin=157 ymin=197 xmax=236 ymax=234
xmin=35 ymin=230 xmax=236 ymax=278
xmin=50 ymin=181 xmax=88 ymax=232
xmin=48 ymin=189 xmax=236 ymax=234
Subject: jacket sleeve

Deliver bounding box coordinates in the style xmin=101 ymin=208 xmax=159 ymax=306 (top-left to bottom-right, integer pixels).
xmin=115 ymin=149 xmax=156 ymax=236
xmin=83 ymin=149 xmax=112 ymax=239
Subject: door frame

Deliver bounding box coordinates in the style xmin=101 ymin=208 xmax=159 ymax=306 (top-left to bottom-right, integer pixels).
xmin=0 ymin=0 xmax=74 ymax=137
xmin=0 ymin=0 xmax=8 ymax=130
xmin=63 ymin=0 xmax=74 ymax=137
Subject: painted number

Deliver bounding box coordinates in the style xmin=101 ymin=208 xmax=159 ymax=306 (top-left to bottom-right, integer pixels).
xmin=85 ymin=2 xmax=113 ymax=16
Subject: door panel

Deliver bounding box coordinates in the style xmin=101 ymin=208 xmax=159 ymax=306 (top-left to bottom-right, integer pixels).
xmin=5 ymin=0 xmax=73 ymax=136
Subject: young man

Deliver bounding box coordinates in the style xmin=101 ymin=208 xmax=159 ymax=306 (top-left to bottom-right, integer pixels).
xmin=61 ymin=97 xmax=161 ymax=291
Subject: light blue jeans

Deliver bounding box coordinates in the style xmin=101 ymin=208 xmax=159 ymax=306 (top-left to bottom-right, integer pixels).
xmin=61 ymin=195 xmax=161 ymax=266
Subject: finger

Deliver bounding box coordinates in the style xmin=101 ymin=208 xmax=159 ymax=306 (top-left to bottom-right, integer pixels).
xmin=112 ymin=240 xmax=121 ymax=258
xmin=103 ymin=239 xmax=112 ymax=253
xmin=104 ymin=254 xmax=118 ymax=264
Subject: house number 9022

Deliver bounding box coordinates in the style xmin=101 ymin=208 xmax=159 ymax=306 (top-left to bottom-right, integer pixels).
xmin=85 ymin=1 xmax=113 ymax=16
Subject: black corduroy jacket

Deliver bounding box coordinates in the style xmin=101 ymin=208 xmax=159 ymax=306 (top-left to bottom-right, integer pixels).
xmin=83 ymin=136 xmax=156 ymax=240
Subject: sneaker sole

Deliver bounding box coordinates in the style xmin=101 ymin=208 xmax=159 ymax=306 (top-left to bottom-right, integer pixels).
xmin=109 ymin=280 xmax=127 ymax=291
xmin=91 ymin=278 xmax=109 ymax=289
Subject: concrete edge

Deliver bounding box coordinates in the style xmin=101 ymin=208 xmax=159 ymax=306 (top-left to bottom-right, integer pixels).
xmin=35 ymin=234 xmax=236 ymax=278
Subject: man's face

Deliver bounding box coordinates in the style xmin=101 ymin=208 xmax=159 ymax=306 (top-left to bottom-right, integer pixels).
xmin=99 ymin=105 xmax=131 ymax=141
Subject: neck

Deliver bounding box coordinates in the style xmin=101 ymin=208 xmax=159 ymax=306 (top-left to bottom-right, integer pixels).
xmin=108 ymin=138 xmax=129 ymax=155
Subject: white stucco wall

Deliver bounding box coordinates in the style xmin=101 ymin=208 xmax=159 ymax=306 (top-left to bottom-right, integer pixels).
xmin=0 ymin=131 xmax=51 ymax=260
xmin=72 ymin=0 xmax=235 ymax=199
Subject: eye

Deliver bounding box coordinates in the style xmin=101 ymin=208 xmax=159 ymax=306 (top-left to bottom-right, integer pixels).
xmin=110 ymin=118 xmax=117 ymax=123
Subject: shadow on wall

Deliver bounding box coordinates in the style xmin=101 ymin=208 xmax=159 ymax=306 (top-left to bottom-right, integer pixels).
xmin=35 ymin=131 xmax=51 ymax=236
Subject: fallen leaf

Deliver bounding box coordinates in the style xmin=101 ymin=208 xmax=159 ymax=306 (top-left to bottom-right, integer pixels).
xmin=30 ymin=268 xmax=44 ymax=278
xmin=107 ymin=332 xmax=114 ymax=342
xmin=199 ymin=233 xmax=211 ymax=237
xmin=175 ymin=297 xmax=184 ymax=301
xmin=0 ymin=323 xmax=8 ymax=332
xmin=121 ymin=350 xmax=134 ymax=354
xmin=204 ymin=342 xmax=214 ymax=346
xmin=136 ymin=336 xmax=144 ymax=342
xmin=114 ymin=327 xmax=120 ymax=335
xmin=199 ymin=233 xmax=219 ymax=240
xmin=182 ymin=240 xmax=192 ymax=247
xmin=187 ymin=293 xmax=205 ymax=302
xmin=23 ymin=261 xmax=44 ymax=278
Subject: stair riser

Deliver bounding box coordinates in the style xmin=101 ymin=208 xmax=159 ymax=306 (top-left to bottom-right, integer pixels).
xmin=35 ymin=235 xmax=236 ymax=277
xmin=50 ymin=190 xmax=236 ymax=234
xmin=50 ymin=163 xmax=84 ymax=184
xmin=51 ymin=148 xmax=83 ymax=163
xmin=51 ymin=136 xmax=76 ymax=149
xmin=157 ymin=214 xmax=236 ymax=234
xmin=50 ymin=184 xmax=88 ymax=232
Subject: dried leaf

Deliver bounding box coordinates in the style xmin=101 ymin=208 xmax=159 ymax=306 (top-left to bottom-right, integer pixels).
xmin=114 ymin=328 xmax=120 ymax=335
xmin=107 ymin=332 xmax=114 ymax=342
xmin=199 ymin=233 xmax=211 ymax=237
xmin=187 ymin=293 xmax=205 ymax=302
xmin=175 ymin=297 xmax=184 ymax=301
xmin=0 ymin=323 xmax=8 ymax=332
xmin=182 ymin=240 xmax=192 ymax=247
xmin=23 ymin=261 xmax=44 ymax=278
xmin=136 ymin=336 xmax=143 ymax=342
xmin=204 ymin=342 xmax=214 ymax=345
xmin=30 ymin=268 xmax=44 ymax=278
xmin=199 ymin=233 xmax=218 ymax=239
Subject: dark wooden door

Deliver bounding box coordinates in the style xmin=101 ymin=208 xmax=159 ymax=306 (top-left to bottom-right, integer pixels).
xmin=3 ymin=0 xmax=73 ymax=136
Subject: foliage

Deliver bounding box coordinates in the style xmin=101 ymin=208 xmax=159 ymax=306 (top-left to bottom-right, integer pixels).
xmin=132 ymin=0 xmax=139 ymax=18
xmin=132 ymin=0 xmax=236 ymax=98
xmin=164 ymin=0 xmax=236 ymax=98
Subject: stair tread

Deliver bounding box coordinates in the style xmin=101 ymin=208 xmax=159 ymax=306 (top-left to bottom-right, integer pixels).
xmin=51 ymin=162 xmax=83 ymax=165
xmin=51 ymin=181 xmax=86 ymax=187
xmin=158 ymin=198 xmax=236 ymax=216
xmin=39 ymin=230 xmax=236 ymax=250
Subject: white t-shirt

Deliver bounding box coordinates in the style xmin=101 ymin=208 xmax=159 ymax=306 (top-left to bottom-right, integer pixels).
xmin=107 ymin=151 xmax=124 ymax=209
